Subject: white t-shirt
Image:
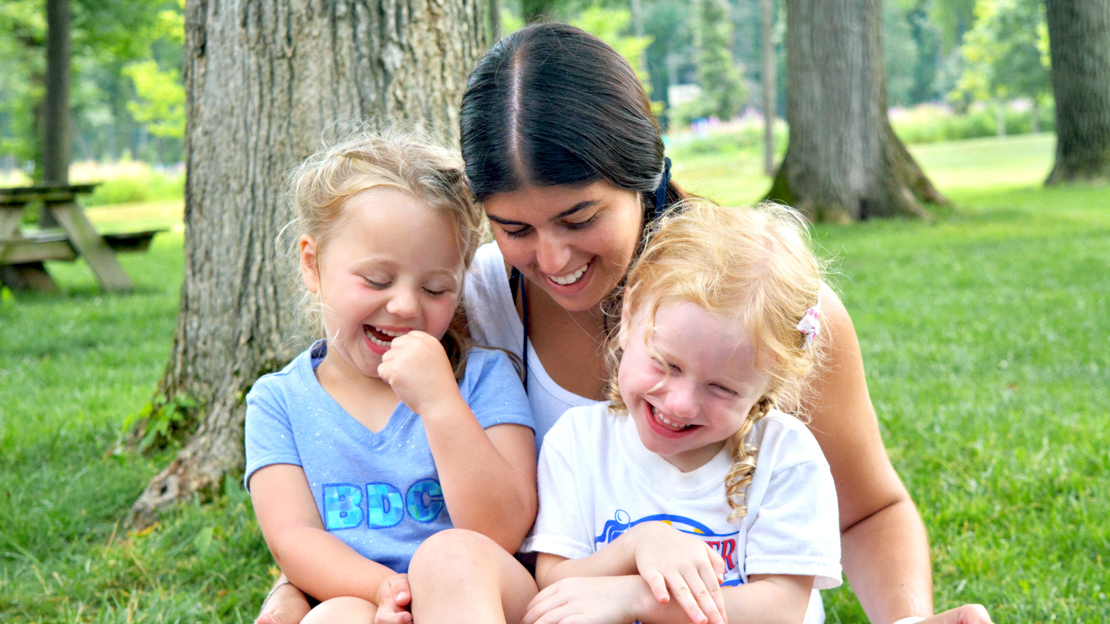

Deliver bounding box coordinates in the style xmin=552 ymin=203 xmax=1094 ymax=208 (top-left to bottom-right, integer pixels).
xmin=464 ymin=242 xmax=597 ymax=446
xmin=522 ymin=402 xmax=842 ymax=623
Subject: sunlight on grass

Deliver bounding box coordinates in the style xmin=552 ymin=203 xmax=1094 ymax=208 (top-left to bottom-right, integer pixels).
xmin=86 ymin=199 xmax=185 ymax=233
xmin=910 ymin=133 xmax=1056 ymax=193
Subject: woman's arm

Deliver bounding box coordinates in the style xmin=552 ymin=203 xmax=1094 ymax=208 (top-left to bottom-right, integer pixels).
xmin=811 ymin=287 xmax=988 ymax=624
xmin=249 ymin=463 xmax=398 ymax=604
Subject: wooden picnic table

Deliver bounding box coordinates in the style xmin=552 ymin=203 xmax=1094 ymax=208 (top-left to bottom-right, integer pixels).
xmin=0 ymin=183 xmax=164 ymax=293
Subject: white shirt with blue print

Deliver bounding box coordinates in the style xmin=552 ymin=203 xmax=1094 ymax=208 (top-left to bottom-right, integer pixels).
xmin=522 ymin=402 xmax=841 ymax=624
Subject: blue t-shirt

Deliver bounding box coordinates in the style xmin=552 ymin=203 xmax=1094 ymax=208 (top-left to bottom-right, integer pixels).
xmin=244 ymin=340 xmax=534 ymax=573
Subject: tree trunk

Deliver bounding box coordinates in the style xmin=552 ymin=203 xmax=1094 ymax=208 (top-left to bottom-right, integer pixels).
xmin=1044 ymin=0 xmax=1110 ymax=184
xmin=760 ymin=0 xmax=776 ymax=176
xmin=767 ymin=0 xmax=946 ymax=222
xmin=489 ymin=0 xmax=501 ymax=40
xmin=41 ymin=0 xmax=71 ymax=228
xmin=130 ymin=0 xmax=486 ymax=527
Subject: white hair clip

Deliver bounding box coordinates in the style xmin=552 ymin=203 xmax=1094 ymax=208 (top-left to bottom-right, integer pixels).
xmin=796 ymin=296 xmax=821 ymax=350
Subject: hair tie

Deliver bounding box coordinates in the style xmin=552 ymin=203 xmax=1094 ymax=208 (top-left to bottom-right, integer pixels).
xmin=797 ymin=295 xmax=822 ymax=350
xmin=653 ymin=157 xmax=672 ymax=220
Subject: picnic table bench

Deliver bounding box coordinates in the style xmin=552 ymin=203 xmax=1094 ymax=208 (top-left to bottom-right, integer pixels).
xmin=0 ymin=183 xmax=165 ymax=293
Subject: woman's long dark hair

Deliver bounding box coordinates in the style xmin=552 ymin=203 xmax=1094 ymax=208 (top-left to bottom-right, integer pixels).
xmin=460 ymin=23 xmax=684 ymax=225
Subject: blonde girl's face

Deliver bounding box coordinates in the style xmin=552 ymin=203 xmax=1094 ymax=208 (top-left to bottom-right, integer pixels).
xmin=300 ymin=189 xmax=466 ymax=382
xmin=618 ymin=301 xmax=773 ymax=473
xmin=483 ymin=180 xmax=643 ymax=312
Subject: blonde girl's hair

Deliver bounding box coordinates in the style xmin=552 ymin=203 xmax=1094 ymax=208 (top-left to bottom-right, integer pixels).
xmin=605 ymin=199 xmax=826 ymax=522
xmin=286 ymin=126 xmax=483 ymax=379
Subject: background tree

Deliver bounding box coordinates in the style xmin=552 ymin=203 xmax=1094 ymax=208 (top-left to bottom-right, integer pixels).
xmin=955 ymin=0 xmax=1050 ymax=136
xmin=129 ymin=0 xmax=487 ymax=524
xmin=767 ymin=0 xmax=945 ymax=221
xmin=43 ymin=0 xmax=71 ymax=190
xmin=572 ymin=6 xmax=653 ymax=87
xmin=1044 ymin=0 xmax=1110 ymax=184
xmin=760 ymin=0 xmax=776 ymax=174
xmin=0 ymin=0 xmax=184 ymax=172
xmin=691 ymin=0 xmax=745 ymax=120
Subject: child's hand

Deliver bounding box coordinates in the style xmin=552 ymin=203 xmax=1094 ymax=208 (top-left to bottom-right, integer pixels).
xmin=630 ymin=522 xmax=728 ymax=624
xmin=524 ymin=575 xmax=646 ymax=624
xmin=374 ymin=573 xmax=412 ymax=624
xmin=378 ymin=331 xmax=459 ymax=416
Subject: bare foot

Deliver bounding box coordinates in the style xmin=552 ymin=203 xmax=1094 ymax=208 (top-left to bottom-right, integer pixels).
xmin=256 ymin=578 xmax=312 ymax=624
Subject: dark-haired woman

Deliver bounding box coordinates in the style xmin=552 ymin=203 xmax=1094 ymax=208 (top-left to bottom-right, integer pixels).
xmin=257 ymin=23 xmax=991 ymax=624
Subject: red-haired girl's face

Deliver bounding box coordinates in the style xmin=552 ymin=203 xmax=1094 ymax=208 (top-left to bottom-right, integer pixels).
xmin=618 ymin=301 xmax=772 ymax=472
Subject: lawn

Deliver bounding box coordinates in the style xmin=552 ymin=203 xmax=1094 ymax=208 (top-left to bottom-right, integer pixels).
xmin=1 ymin=133 xmax=1107 ymax=622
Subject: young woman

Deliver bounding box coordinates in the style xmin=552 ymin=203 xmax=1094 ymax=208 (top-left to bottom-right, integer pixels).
xmin=258 ymin=23 xmax=992 ymax=624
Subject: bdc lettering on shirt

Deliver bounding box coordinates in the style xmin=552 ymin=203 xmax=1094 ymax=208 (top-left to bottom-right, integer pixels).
xmin=323 ymin=479 xmax=444 ymax=530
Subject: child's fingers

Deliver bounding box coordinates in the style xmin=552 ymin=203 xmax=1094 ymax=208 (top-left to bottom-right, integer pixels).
xmin=706 ymin=544 xmax=726 ymax=583
xmin=696 ymin=566 xmax=727 ymax=624
xmin=389 ymin=576 xmax=411 ymax=607
xmin=642 ymin=569 xmax=670 ymax=604
xmin=664 ymin=574 xmax=709 ymax=624
xmin=523 ymin=594 xmax=572 ymax=624
xmin=374 ymin=608 xmax=410 ymax=624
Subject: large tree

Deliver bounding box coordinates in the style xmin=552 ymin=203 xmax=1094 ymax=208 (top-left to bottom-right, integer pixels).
xmin=130 ymin=0 xmax=487 ymax=525
xmin=767 ymin=0 xmax=946 ymax=222
xmin=1044 ymin=0 xmax=1110 ymax=184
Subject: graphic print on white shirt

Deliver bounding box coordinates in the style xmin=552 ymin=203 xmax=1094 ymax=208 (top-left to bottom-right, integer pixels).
xmin=596 ymin=510 xmax=744 ymax=586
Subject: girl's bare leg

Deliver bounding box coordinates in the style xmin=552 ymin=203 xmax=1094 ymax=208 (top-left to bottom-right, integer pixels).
xmin=302 ymin=597 xmax=376 ymax=624
xmin=256 ymin=574 xmax=312 ymax=624
xmin=408 ymin=529 xmax=537 ymax=624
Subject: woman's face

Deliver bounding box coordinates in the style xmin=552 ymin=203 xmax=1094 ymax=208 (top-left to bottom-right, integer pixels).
xmin=483 ymin=181 xmax=644 ymax=312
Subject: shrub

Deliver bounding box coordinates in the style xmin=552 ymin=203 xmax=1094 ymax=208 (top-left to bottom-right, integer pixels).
xmin=666 ymin=116 xmax=789 ymax=159
xmin=891 ymin=101 xmax=1055 ymax=145
xmin=82 ymin=166 xmax=185 ymax=207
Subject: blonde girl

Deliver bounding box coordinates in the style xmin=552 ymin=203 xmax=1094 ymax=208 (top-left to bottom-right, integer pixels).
xmin=244 ymin=130 xmax=537 ymax=624
xmin=521 ymin=200 xmax=841 ymax=624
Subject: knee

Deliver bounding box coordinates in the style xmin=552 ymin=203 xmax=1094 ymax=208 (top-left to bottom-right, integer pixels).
xmin=409 ymin=529 xmax=505 ymax=582
xmin=301 ymin=597 xmax=375 ymax=624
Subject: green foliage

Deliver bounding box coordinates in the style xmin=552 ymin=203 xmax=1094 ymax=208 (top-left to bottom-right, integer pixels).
xmin=891 ymin=102 xmax=1055 ymax=145
xmin=885 ymin=1 xmax=947 ymax=106
xmin=83 ymin=165 xmax=185 ymax=207
xmin=124 ymin=394 xmax=199 ymax=453
xmin=667 ymin=118 xmax=789 ymax=158
xmin=955 ymin=0 xmax=1050 ymax=107
xmin=0 ymin=0 xmax=185 ymax=169
xmin=0 ymin=0 xmax=46 ymax=165
xmin=571 ymin=7 xmax=654 ymax=93
xmin=929 ymin=0 xmax=978 ymax=52
xmin=688 ymin=0 xmax=745 ymax=121
xmin=122 ymin=60 xmax=184 ymax=139
xmin=122 ymin=2 xmax=185 ymax=140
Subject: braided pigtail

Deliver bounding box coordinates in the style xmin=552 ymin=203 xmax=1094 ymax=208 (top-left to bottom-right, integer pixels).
xmin=725 ymin=396 xmax=774 ymax=522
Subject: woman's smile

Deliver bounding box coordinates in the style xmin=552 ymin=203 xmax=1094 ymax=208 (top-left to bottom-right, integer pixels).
xmin=483 ymin=181 xmax=643 ymax=312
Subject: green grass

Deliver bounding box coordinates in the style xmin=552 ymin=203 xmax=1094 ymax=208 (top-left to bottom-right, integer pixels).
xmin=817 ymin=182 xmax=1110 ymax=622
xmin=0 ymin=232 xmax=276 ymax=621
xmin=2 ymin=134 xmax=1107 ymax=622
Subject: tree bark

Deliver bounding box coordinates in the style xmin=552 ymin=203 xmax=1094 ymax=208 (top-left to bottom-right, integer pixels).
xmin=41 ymin=0 xmax=72 ymax=228
xmin=767 ymin=0 xmax=945 ymax=222
xmin=44 ymin=0 xmax=71 ymax=185
xmin=130 ymin=0 xmax=486 ymax=527
xmin=1044 ymin=0 xmax=1110 ymax=184
xmin=760 ymin=0 xmax=776 ymax=176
